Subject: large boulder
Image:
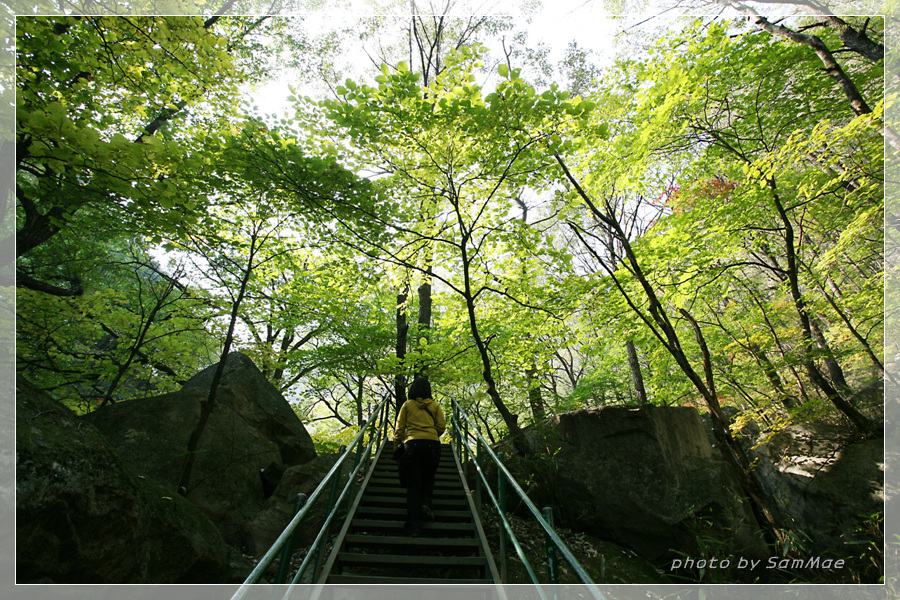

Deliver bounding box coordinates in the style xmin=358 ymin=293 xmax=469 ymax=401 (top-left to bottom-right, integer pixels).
xmin=81 ymin=352 xmax=316 ymax=548
xmin=16 ymin=376 xmax=251 ymax=583
xmin=501 ymin=406 xmax=766 ymax=564
xmin=746 ymin=421 xmax=884 ymax=555
xmin=243 ymin=453 xmax=352 ymax=557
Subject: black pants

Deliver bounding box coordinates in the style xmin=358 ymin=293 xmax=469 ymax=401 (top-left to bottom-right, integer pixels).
xmin=403 ymin=439 xmax=441 ymax=531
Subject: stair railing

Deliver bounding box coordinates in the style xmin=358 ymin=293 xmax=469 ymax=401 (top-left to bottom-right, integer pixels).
xmin=451 ymin=400 xmax=606 ymax=600
xmin=230 ymin=394 xmax=392 ymax=600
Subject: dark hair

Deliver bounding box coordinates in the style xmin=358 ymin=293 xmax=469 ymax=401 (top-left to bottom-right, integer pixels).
xmin=408 ymin=377 xmax=432 ymax=400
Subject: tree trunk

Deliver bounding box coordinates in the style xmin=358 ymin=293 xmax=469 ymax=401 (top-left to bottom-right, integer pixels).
xmin=748 ymin=343 xmax=799 ymax=410
xmin=16 ymin=183 xmax=68 ymax=260
xmin=822 ymin=16 xmax=884 ymax=63
xmin=513 ymin=197 xmax=548 ymax=421
xmin=679 ymin=308 xmax=785 ymax=544
xmin=765 ymin=177 xmax=877 ymax=435
xmin=414 ymin=267 xmax=433 ymax=378
xmin=721 ymin=1 xmax=900 ymax=151
xmin=177 ymin=231 xmax=260 ymax=495
xmin=355 ymin=375 xmax=365 ymax=427
xmin=626 ymin=339 xmax=647 ymax=405
xmin=101 ymin=283 xmax=173 ymax=404
xmin=809 ymin=316 xmax=853 ymax=398
xmin=818 ymin=277 xmax=891 ymax=382
xmin=394 ymin=287 xmax=409 ymax=414
xmin=458 ymin=233 xmax=530 ymax=456
xmin=525 ymin=365 xmax=546 ymax=420
xmin=556 ymin=155 xmax=785 ymax=542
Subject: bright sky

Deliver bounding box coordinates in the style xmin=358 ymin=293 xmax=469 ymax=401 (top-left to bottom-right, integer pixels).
xmin=251 ymin=0 xmax=625 ymax=118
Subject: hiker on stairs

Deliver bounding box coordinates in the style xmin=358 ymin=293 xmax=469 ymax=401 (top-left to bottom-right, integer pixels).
xmin=393 ymin=377 xmax=446 ymax=538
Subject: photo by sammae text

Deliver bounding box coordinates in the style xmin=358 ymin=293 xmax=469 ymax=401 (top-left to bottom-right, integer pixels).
xmin=669 ymin=556 xmax=847 ymax=571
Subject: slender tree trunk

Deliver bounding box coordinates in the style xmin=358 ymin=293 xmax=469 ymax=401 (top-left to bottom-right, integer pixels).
xmin=679 ymin=309 xmax=784 ymax=545
xmin=626 ymin=339 xmax=647 ymax=405
xmin=721 ymin=1 xmax=900 ymax=150
xmin=414 ymin=267 xmax=433 ymax=378
xmin=557 ymin=155 xmax=784 ymax=542
xmin=525 ymin=365 xmax=546 ymax=420
xmin=101 ymin=282 xmax=174 ymax=404
xmin=355 ymin=375 xmax=365 ymax=427
xmin=457 ymin=228 xmax=530 ymax=456
xmin=816 ymin=277 xmax=890 ymax=382
xmin=177 ymin=232 xmax=261 ymax=495
xmin=737 ymin=276 xmax=812 ymax=404
xmin=417 ymin=270 xmax=432 ymax=338
xmin=765 ymin=177 xmax=877 ymax=434
xmin=515 ymin=197 xmax=547 ymax=421
xmin=271 ymin=331 xmax=294 ymax=383
xmin=464 ymin=288 xmax=529 ymax=455
xmin=748 ymin=343 xmax=800 ymax=410
xmin=809 ymin=316 xmax=853 ymax=398
xmin=395 ymin=286 xmax=409 ymax=413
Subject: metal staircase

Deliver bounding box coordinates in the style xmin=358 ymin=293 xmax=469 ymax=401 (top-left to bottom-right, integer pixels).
xmin=317 ymin=441 xmax=498 ymax=584
xmin=231 ymin=396 xmax=604 ymax=600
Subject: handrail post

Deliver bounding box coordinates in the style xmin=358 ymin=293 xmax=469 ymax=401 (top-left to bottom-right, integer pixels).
xmin=441 ymin=401 xmax=603 ymax=598
xmin=313 ymin=445 xmax=346 ymax=580
xmin=451 ymin=401 xmax=456 ymax=447
xmin=382 ymin=398 xmax=390 ymax=444
xmin=453 ymin=402 xmax=460 ymax=450
xmin=543 ymin=506 xmax=559 ymax=590
xmin=462 ymin=408 xmax=470 ymax=481
xmin=497 ymin=451 xmax=508 ymax=584
xmin=346 ymin=423 xmax=366 ymax=504
xmin=475 ymin=424 xmax=483 ymax=519
xmin=273 ymin=493 xmax=307 ymax=584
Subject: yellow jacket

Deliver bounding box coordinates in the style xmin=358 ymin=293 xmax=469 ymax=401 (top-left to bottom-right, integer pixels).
xmin=394 ymin=398 xmax=446 ymax=444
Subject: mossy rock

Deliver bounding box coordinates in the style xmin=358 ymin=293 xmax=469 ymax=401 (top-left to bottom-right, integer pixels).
xmin=16 ymin=376 xmax=251 ymax=583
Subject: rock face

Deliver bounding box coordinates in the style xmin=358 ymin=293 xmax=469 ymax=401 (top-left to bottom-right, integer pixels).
xmin=81 ymin=352 xmax=316 ymax=548
xmin=16 ymin=376 xmax=250 ymax=583
xmin=244 ymin=453 xmax=352 ymax=557
xmin=503 ymin=406 xmax=766 ymax=564
xmin=747 ymin=421 xmax=884 ymax=555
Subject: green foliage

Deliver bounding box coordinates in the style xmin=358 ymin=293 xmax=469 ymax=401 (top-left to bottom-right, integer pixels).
xmin=842 ymin=511 xmax=884 ymax=583
xmin=553 ymin=16 xmax=885 ymax=442
xmin=309 ymin=424 xmax=361 ymax=455
xmin=15 ymin=16 xmax=244 ymax=259
xmin=16 ymin=230 xmax=218 ymax=410
xmin=14 ymin=15 xmax=885 ymax=511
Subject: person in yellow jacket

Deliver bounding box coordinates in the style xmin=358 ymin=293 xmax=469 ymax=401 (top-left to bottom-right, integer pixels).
xmin=393 ymin=377 xmax=446 ymax=537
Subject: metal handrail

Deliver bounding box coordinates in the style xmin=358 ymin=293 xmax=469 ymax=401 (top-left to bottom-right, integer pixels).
xmin=451 ymin=400 xmax=606 ymax=600
xmin=230 ymin=394 xmax=392 ymax=600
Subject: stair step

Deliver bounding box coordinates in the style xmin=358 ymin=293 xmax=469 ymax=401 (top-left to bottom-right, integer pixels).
xmin=317 ymin=444 xmax=497 ymax=585
xmin=350 ymin=519 xmax=475 ymax=534
xmin=361 ymin=495 xmax=469 ymax=508
xmin=365 ymin=485 xmax=465 ymax=498
xmin=372 ymin=472 xmax=460 ymax=483
xmin=385 ymin=443 xmax=454 ymax=450
xmin=369 ymin=476 xmax=461 ymax=488
xmin=327 ymin=574 xmax=494 ymax=585
xmin=371 ymin=467 xmax=458 ymax=474
xmin=337 ymin=552 xmax=487 ymax=568
xmin=343 ymin=534 xmax=481 ymax=550
xmin=354 ymin=506 xmax=472 ymax=521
